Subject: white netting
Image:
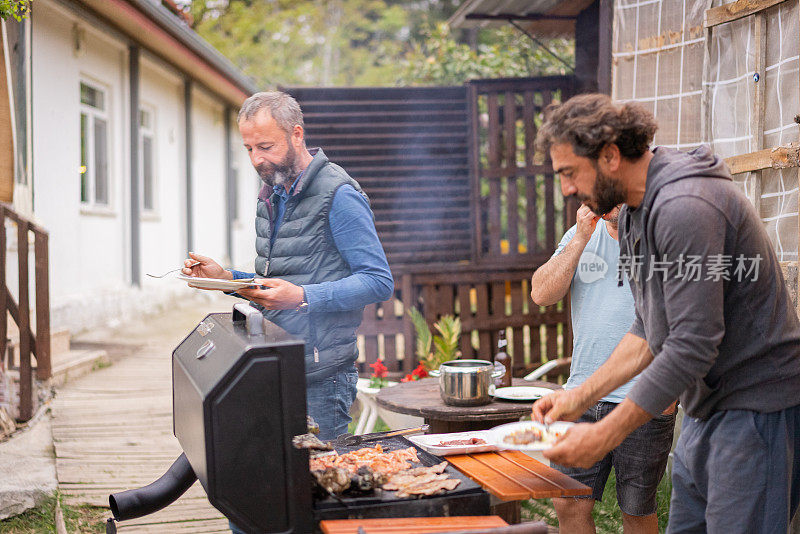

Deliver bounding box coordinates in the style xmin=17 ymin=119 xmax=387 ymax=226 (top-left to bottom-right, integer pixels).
xmin=612 ymin=0 xmax=706 ymax=149
xmin=614 ymin=0 xmax=800 ymax=261
xmin=707 ymin=0 xmax=800 ymax=261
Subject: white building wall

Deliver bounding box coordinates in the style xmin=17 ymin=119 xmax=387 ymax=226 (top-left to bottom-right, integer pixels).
xmin=25 ymin=1 xmax=251 ymax=334
xmin=230 ymin=116 xmax=260 ymax=272
xmin=138 ymin=58 xmax=187 ymax=287
xmin=32 ymin=5 xmax=129 ymax=299
xmin=189 ymin=89 xmax=227 ymax=264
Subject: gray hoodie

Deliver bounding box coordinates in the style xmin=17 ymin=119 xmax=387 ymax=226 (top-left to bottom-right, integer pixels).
xmin=620 ymin=146 xmax=800 ymax=420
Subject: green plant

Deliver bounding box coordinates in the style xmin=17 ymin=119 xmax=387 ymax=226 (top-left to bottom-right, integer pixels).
xmin=0 ymin=0 xmax=30 ymax=21
xmin=407 ymin=307 xmax=461 ymax=371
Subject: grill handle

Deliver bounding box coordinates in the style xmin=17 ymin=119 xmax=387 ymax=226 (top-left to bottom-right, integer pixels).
xmin=108 ymin=453 xmax=197 ymax=521
xmin=233 ymin=302 xmax=265 ymax=335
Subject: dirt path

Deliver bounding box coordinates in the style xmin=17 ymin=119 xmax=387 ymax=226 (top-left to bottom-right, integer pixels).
xmin=51 ymin=294 xmax=237 ymax=533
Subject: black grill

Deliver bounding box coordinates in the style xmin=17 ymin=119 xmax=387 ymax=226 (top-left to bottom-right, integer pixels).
xmin=109 ymin=303 xmax=489 ymax=534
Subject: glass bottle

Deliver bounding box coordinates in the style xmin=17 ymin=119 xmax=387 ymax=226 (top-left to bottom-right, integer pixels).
xmin=494 ymin=330 xmax=512 ymax=388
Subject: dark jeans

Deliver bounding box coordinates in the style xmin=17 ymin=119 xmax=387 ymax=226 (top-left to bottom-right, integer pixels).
xmin=668 ymin=404 xmax=800 ymax=533
xmin=552 ymin=400 xmax=675 ymax=516
xmin=229 ymin=366 xmax=358 ymax=534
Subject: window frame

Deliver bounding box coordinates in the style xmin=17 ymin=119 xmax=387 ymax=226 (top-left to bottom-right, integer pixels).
xmin=139 ymin=104 xmax=158 ymax=217
xmin=79 ymin=78 xmax=113 ymax=213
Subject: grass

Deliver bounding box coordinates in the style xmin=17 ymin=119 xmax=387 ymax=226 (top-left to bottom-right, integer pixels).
xmin=522 ymin=469 xmax=673 ymax=533
xmin=347 ymin=417 xmax=390 ymax=435
xmin=0 ymin=493 xmax=108 ymax=533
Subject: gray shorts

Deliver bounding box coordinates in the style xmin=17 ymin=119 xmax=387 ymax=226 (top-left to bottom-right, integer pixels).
xmin=552 ymin=401 xmax=675 ymax=516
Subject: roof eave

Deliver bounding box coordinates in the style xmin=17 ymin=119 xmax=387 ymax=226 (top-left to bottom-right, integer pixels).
xmin=79 ymin=0 xmax=259 ymax=107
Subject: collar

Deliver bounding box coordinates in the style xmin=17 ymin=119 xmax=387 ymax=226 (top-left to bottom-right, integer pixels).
xmin=273 ymin=169 xmax=305 ymax=199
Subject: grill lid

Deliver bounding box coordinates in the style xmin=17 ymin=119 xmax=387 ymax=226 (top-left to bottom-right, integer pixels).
xmin=172 ymin=303 xmax=312 ymax=533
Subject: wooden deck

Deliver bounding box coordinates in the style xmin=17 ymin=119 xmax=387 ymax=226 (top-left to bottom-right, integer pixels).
xmin=51 ymin=296 xmax=233 ymax=533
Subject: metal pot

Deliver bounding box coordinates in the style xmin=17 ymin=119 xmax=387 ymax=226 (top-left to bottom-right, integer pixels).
xmin=429 ymin=359 xmax=506 ymax=406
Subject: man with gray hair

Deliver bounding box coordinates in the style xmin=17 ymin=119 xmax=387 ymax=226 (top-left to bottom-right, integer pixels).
xmin=182 ymin=90 xmax=393 ymax=438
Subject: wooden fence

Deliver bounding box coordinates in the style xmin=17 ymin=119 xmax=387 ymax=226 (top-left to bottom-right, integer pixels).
xmin=357 ymin=263 xmax=570 ymax=380
xmin=290 ymin=77 xmax=580 ymax=380
xmin=469 ymin=76 xmax=578 ymax=265
xmin=286 ymin=86 xmax=473 ymax=266
xmin=0 ymin=203 xmax=50 ymax=421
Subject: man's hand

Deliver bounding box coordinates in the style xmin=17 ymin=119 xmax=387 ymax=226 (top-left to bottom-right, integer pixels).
xmin=532 ymin=388 xmax=591 ymax=424
xmin=182 ymin=252 xmax=231 ymax=280
xmin=543 ymin=422 xmax=617 ymax=468
xmin=575 ymin=204 xmax=600 ymax=242
xmin=237 ymin=278 xmax=305 ymax=310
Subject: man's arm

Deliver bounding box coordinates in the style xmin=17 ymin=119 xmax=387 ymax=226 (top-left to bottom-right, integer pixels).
xmin=530 ymin=204 xmax=598 ymax=306
xmin=533 ymin=332 xmax=653 ymax=423
xmin=301 ymin=185 xmax=394 ymax=312
xmin=625 ymin=195 xmax=726 ymax=416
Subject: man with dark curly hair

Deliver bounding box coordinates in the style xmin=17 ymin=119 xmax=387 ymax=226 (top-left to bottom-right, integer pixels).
xmin=532 ymin=93 xmax=800 ymax=533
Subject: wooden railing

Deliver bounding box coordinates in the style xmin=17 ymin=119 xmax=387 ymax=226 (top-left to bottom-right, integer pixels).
xmin=0 ymin=203 xmax=50 ymax=422
xmin=358 ymin=262 xmax=571 ymax=380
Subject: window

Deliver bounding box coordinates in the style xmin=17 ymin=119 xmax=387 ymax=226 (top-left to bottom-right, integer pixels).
xmin=79 ymin=81 xmax=109 ymax=207
xmin=139 ymin=108 xmax=156 ymax=212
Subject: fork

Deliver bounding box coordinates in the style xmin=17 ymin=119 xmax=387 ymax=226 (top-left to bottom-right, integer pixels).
xmin=146 ymin=262 xmax=201 ymax=278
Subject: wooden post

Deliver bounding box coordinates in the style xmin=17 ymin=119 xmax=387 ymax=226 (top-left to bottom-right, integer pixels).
xmin=17 ymin=220 xmax=31 ymax=421
xmin=751 ymin=12 xmax=767 ymax=216
xmin=401 ymin=273 xmax=415 ymax=373
xmin=0 ymin=207 xmax=5 ymax=372
xmin=34 ymin=230 xmax=49 ymax=380
xmin=467 ymin=83 xmax=482 ymax=263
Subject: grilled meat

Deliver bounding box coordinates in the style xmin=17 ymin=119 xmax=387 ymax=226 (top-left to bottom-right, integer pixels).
xmin=293 ymin=433 xmax=334 ymax=451
xmin=382 ymin=461 xmax=461 ymax=497
xmin=312 ymin=467 xmax=351 ymax=495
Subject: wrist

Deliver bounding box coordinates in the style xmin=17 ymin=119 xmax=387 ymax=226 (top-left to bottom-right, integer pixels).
xmin=595 ymin=416 xmax=626 ymax=450
xmin=295 ymin=286 xmax=309 ymax=312
xmin=571 ymin=232 xmax=591 ymax=247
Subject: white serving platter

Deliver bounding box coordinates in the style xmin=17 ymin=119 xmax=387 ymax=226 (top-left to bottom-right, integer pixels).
xmin=177 ymin=275 xmax=259 ymax=291
xmin=407 ymin=430 xmax=499 ymax=456
xmin=492 ymin=386 xmax=555 ymax=402
xmin=487 ymin=421 xmax=574 ymax=452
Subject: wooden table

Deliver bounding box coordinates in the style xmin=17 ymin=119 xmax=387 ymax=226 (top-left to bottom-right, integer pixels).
xmin=319 ymin=516 xmax=508 ymax=533
xmin=447 ymin=450 xmax=591 ymax=524
xmin=376 ymin=377 xmax=559 ymax=433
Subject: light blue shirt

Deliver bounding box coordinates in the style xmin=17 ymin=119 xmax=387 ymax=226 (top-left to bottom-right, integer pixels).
xmin=552 ymin=222 xmax=636 ymax=403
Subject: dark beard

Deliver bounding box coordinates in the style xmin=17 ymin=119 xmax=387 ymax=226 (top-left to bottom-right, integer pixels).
xmin=256 ymin=143 xmax=297 ymax=187
xmin=590 ymin=163 xmax=626 ymax=217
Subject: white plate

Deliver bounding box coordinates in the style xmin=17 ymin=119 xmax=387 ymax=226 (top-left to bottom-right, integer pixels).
xmin=488 ymin=421 xmax=574 ymax=452
xmin=177 ymin=275 xmax=259 ymax=291
xmin=492 ymin=386 xmax=555 ymax=402
xmin=407 ymin=431 xmax=499 ymax=456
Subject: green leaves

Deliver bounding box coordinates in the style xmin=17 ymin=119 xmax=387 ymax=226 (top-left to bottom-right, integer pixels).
xmin=397 ymin=23 xmax=574 ymax=85
xmin=185 ymin=1 xmax=573 ymax=88
xmin=408 ymin=306 xmax=432 ymax=364
xmin=0 ymin=0 xmax=30 ymax=21
xmin=407 ymin=307 xmax=461 ymax=371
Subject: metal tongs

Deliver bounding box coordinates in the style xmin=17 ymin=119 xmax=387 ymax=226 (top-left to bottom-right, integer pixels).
xmin=333 ymin=425 xmax=429 ymax=447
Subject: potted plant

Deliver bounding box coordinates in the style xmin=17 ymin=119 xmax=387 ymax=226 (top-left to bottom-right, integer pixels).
xmin=406 ymin=307 xmax=462 ymax=377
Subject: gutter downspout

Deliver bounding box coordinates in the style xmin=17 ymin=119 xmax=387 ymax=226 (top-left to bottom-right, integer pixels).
xmin=184 ymin=79 xmax=193 ymax=253
xmin=224 ymin=106 xmax=232 ymax=265
xmin=129 ymin=44 xmax=141 ymax=286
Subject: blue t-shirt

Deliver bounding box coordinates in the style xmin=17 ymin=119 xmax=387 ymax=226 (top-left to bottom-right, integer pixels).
xmin=552 ymin=222 xmax=636 ymax=403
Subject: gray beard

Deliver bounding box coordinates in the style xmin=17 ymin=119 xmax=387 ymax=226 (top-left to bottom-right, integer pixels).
xmin=256 ymin=143 xmax=297 ymax=187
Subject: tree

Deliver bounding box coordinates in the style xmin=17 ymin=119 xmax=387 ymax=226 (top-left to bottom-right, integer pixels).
xmin=397 ymin=23 xmax=574 ymax=85
xmin=179 ymin=0 xmax=573 ymax=88
xmin=0 ymin=0 xmax=30 ymax=21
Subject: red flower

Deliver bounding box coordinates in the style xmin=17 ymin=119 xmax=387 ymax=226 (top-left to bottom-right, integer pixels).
xmin=369 ymin=360 xmax=388 ymax=378
xmin=400 ymin=373 xmax=415 ymax=382
xmin=411 ymin=363 xmax=428 ymax=379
